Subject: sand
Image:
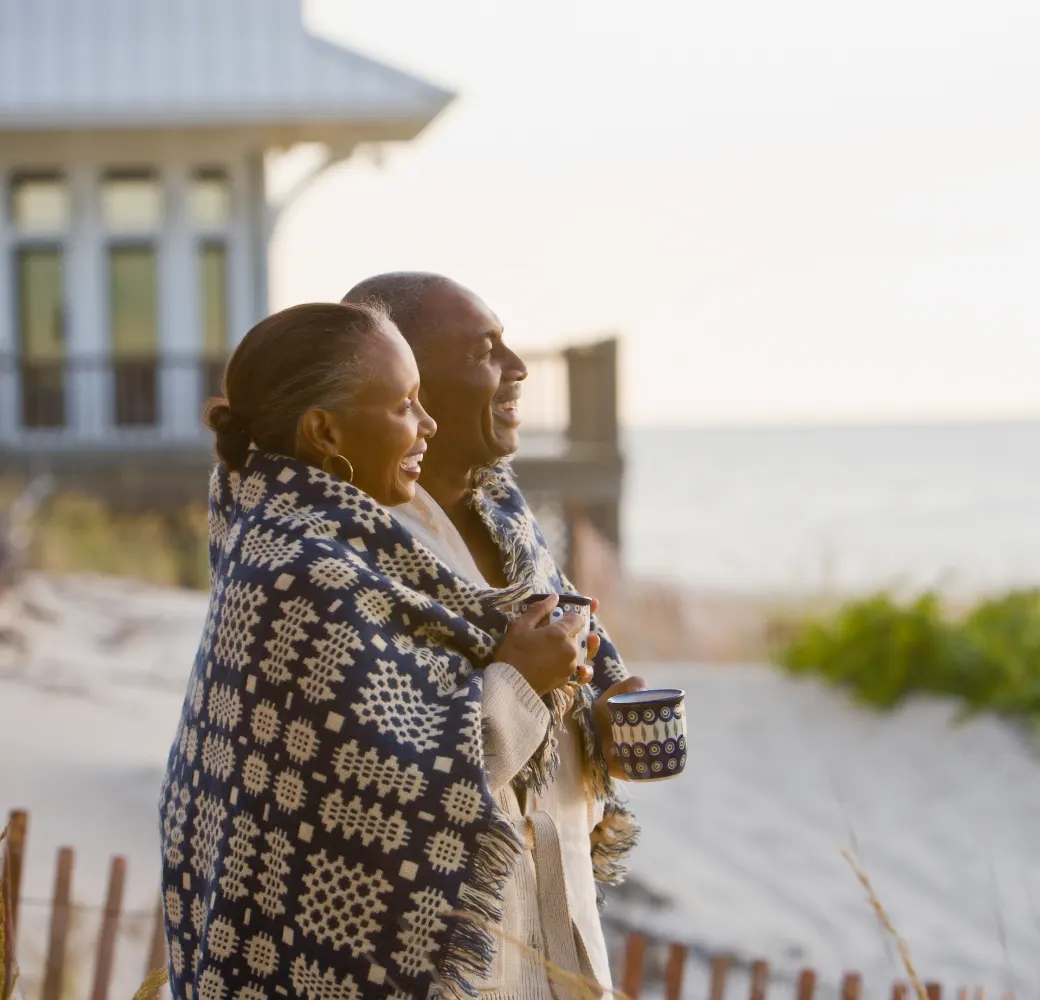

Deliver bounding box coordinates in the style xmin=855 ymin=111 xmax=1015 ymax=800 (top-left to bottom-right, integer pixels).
xmin=1 ymin=575 xmax=1039 ymax=1000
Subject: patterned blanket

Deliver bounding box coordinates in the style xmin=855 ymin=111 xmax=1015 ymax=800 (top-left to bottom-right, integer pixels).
xmin=159 ymin=451 xmax=636 ymax=1000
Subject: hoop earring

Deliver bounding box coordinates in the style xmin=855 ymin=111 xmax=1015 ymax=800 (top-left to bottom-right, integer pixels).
xmin=321 ymin=453 xmax=355 ymax=484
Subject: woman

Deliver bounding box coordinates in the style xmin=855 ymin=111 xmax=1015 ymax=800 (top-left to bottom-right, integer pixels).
xmin=159 ymin=303 xmax=591 ymax=1000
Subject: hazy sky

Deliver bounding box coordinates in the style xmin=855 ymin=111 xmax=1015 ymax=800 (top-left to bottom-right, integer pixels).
xmin=269 ymin=0 xmax=1040 ymax=426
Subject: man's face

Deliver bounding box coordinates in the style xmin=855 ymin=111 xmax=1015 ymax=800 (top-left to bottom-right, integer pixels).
xmin=416 ymin=283 xmax=528 ymax=468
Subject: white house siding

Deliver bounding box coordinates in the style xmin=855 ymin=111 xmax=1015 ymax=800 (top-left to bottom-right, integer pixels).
xmin=0 ymin=133 xmax=267 ymax=447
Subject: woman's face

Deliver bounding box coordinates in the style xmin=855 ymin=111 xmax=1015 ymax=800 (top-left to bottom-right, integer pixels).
xmin=300 ymin=321 xmax=437 ymax=506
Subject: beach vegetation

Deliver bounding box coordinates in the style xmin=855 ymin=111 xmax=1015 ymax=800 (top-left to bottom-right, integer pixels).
xmin=777 ymin=589 xmax=1040 ymax=729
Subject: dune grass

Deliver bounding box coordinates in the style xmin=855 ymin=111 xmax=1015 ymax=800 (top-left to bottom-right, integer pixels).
xmin=776 ymin=589 xmax=1040 ymax=730
xmin=0 ymin=481 xmax=209 ymax=592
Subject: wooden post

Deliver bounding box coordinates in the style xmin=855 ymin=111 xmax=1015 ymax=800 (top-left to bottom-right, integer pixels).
xmin=926 ymin=983 xmax=942 ymax=1000
xmin=89 ymin=856 xmax=127 ymax=1000
xmin=663 ymin=942 xmax=687 ymax=1000
xmin=2 ymin=810 xmax=28 ymax=1000
xmin=620 ymin=932 xmax=647 ymax=1000
xmin=41 ymin=847 xmax=75 ymax=1000
xmin=749 ymin=959 xmax=770 ymax=1000
xmin=891 ymin=983 xmax=908 ymax=1000
xmin=709 ymin=954 xmax=732 ymax=1000
xmin=142 ymin=897 xmax=167 ymax=996
xmin=842 ymin=972 xmax=863 ymax=1000
xmin=796 ymin=969 xmax=817 ymax=1000
xmin=956 ymin=989 xmax=968 ymax=1000
xmin=3 ymin=812 xmax=27 ymax=936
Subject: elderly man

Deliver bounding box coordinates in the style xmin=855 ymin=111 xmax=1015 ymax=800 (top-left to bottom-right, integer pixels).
xmin=342 ymin=273 xmax=643 ymax=999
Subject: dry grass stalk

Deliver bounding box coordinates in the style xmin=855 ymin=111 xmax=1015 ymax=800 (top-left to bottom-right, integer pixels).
xmin=130 ymin=968 xmax=169 ymax=1000
xmin=0 ymin=822 xmax=19 ymax=1000
xmin=448 ymin=910 xmax=628 ymax=1000
xmin=842 ymin=848 xmax=927 ymax=1000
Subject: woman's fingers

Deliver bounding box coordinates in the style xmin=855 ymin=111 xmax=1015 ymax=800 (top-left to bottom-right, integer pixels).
xmin=515 ymin=594 xmax=559 ymax=630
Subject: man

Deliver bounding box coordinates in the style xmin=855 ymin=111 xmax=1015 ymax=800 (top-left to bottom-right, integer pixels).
xmin=343 ymin=273 xmax=643 ymax=999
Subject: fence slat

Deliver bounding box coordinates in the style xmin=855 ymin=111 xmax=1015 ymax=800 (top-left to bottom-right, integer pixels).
xmin=956 ymin=989 xmax=968 ymax=1000
xmin=709 ymin=954 xmax=732 ymax=1000
xmin=40 ymin=847 xmax=75 ymax=1000
xmin=620 ymin=933 xmax=647 ymax=1000
xmin=89 ymin=856 xmax=127 ymax=1000
xmin=663 ymin=942 xmax=686 ymax=1000
xmin=3 ymin=812 xmax=27 ymax=935
xmin=797 ymin=969 xmax=817 ymax=1000
xmin=842 ymin=972 xmax=863 ymax=1000
xmin=926 ymin=983 xmax=943 ymax=1000
xmin=2 ymin=810 xmax=28 ymax=999
xmin=142 ymin=896 xmax=167 ymax=998
xmin=749 ymin=959 xmax=770 ymax=1000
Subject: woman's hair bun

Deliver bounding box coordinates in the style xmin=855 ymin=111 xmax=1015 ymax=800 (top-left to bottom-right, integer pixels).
xmin=203 ymin=398 xmax=252 ymax=471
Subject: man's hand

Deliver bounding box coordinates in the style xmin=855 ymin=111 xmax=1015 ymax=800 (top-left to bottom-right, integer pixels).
xmin=592 ymin=675 xmax=648 ymax=780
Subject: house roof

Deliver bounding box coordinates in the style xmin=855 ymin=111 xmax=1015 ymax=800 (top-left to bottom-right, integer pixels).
xmin=0 ymin=0 xmax=454 ymax=136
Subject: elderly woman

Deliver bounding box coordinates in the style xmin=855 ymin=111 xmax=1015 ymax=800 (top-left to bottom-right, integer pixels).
xmin=158 ymin=303 xmax=593 ymax=1000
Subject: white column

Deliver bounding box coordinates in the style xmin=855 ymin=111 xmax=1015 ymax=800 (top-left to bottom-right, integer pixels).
xmin=66 ymin=162 xmax=108 ymax=441
xmin=227 ymin=155 xmax=253 ymax=349
xmin=237 ymin=151 xmax=270 ymax=339
xmin=160 ymin=161 xmax=199 ymax=440
xmin=0 ymin=165 xmax=15 ymax=442
xmin=0 ymin=167 xmax=17 ymax=445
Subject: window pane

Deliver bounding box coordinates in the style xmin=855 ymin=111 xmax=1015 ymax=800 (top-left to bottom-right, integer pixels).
xmin=110 ymin=247 xmax=158 ymax=356
xmin=17 ymin=248 xmax=66 ymax=428
xmin=11 ymin=175 xmax=69 ymax=232
xmin=200 ymin=243 xmax=228 ymax=357
xmin=102 ymin=174 xmax=161 ymax=231
xmin=190 ymin=172 xmax=230 ymax=228
xmin=109 ymin=246 xmax=159 ymax=426
xmin=18 ymin=249 xmax=65 ymax=360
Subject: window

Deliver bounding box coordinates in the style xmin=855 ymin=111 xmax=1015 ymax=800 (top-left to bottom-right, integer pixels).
xmin=102 ymin=172 xmax=161 ymax=232
xmin=16 ymin=248 xmax=66 ymax=428
xmin=109 ymin=246 xmax=159 ymax=426
xmin=200 ymin=242 xmax=229 ymax=401
xmin=10 ymin=173 xmax=69 ymax=233
xmin=189 ymin=170 xmax=230 ymax=229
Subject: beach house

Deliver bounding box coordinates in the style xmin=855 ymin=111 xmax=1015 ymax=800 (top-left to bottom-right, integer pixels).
xmin=0 ymin=0 xmax=623 ymax=564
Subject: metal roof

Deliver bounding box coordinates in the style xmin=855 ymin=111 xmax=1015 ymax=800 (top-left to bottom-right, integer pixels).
xmin=0 ymin=0 xmax=454 ymax=133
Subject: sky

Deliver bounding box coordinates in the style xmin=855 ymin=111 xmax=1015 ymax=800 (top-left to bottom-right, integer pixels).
xmin=268 ymin=0 xmax=1040 ymax=426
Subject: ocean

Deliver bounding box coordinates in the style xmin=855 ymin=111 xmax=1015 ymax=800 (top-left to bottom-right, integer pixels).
xmin=622 ymin=422 xmax=1040 ymax=596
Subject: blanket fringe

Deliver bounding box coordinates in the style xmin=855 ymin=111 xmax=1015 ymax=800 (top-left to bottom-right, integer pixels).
xmin=590 ymin=799 xmax=640 ymax=907
xmin=436 ymin=806 xmax=525 ymax=999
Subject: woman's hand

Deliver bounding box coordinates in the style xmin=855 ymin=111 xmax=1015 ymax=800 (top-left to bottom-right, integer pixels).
xmin=495 ymin=595 xmax=595 ymax=695
xmin=593 ymin=676 xmax=648 ymax=779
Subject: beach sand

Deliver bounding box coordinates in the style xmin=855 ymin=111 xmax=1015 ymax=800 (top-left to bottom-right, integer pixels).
xmin=1 ymin=576 xmax=1039 ymax=999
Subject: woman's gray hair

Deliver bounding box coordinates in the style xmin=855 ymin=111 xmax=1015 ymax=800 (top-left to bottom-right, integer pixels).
xmin=204 ymin=302 xmax=390 ymax=471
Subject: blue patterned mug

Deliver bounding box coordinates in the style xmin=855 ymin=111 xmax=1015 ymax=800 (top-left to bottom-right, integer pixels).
xmin=518 ymin=593 xmax=593 ymax=666
xmin=607 ymin=688 xmax=687 ymax=782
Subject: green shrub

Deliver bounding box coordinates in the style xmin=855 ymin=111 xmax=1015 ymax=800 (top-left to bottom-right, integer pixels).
xmin=776 ymin=589 xmax=1040 ymax=729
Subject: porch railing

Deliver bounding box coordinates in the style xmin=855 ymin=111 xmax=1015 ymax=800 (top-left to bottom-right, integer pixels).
xmin=0 ymin=340 xmax=618 ymax=451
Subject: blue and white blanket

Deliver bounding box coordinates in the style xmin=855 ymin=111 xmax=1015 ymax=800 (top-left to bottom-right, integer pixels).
xmin=159 ymin=451 xmax=636 ymax=999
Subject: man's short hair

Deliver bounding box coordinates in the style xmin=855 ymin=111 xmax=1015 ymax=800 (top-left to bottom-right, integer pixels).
xmin=341 ymin=272 xmax=453 ymax=358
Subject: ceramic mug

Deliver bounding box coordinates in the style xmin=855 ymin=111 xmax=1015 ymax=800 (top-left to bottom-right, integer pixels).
xmin=607 ymin=688 xmax=687 ymax=782
xmin=517 ymin=592 xmax=593 ymax=666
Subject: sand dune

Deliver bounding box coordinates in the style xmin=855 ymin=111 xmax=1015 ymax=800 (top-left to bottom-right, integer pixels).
xmin=1 ymin=576 xmax=1038 ymax=999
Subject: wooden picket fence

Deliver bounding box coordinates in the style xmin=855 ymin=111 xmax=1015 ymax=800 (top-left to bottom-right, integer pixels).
xmin=2 ymin=811 xmax=165 ymax=1000
xmin=614 ymin=930 xmax=983 ymax=1000
xmin=3 ymin=808 xmax=994 ymax=1000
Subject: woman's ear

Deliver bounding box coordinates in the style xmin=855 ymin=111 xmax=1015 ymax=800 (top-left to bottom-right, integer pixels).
xmin=297 ymin=407 xmax=339 ymax=462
